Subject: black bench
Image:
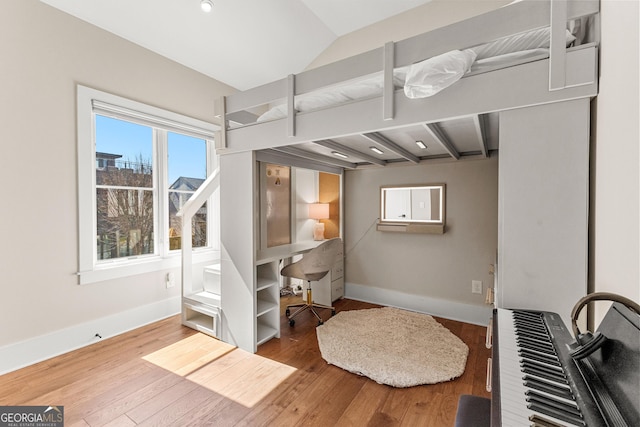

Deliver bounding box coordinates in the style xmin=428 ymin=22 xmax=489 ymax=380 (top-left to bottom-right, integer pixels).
xmin=454 ymin=394 xmax=491 ymax=427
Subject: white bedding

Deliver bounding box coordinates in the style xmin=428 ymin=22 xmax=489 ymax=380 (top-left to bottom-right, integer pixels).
xmin=256 ymin=27 xmax=576 ymax=123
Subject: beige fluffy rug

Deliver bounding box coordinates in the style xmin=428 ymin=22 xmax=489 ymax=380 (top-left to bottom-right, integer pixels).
xmin=316 ymin=307 xmax=469 ymax=387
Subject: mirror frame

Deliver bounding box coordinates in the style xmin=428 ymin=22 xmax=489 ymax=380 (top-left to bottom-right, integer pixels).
xmin=377 ymin=183 xmax=446 ymax=234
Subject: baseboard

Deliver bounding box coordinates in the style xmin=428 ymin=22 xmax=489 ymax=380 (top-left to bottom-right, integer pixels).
xmin=0 ymin=296 xmax=181 ymax=375
xmin=345 ymin=282 xmax=492 ymax=326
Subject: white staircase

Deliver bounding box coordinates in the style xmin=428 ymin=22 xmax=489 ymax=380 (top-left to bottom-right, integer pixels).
xmin=177 ymin=169 xmax=222 ymax=338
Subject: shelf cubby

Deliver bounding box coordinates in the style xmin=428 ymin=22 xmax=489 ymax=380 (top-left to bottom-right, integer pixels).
xmin=255 ymin=261 xmax=280 ymax=347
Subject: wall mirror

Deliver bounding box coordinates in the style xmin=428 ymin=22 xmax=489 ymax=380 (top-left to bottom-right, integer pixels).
xmin=378 ymin=184 xmax=445 ymax=234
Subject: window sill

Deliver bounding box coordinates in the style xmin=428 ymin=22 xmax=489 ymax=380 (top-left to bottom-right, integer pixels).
xmin=77 ymin=248 xmax=220 ymax=285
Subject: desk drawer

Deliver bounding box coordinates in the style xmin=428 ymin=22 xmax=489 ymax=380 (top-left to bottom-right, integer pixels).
xmin=331 ymin=278 xmax=344 ymax=301
xmin=331 ymin=259 xmax=344 ymax=279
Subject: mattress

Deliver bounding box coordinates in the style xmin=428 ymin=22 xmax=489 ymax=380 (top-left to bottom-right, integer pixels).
xmin=256 ymin=27 xmax=576 ymax=123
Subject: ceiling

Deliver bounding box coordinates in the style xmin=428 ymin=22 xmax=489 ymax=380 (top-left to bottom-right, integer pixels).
xmin=39 ymin=0 xmax=432 ymax=91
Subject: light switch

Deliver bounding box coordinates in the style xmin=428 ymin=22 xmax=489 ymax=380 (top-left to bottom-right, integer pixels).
xmin=472 ymin=280 xmax=483 ymax=294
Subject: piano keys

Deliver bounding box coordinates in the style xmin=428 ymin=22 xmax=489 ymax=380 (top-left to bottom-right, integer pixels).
xmin=490 ymin=303 xmax=640 ymax=426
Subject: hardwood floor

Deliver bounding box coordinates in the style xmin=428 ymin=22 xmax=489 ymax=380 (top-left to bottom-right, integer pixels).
xmin=0 ymin=298 xmax=491 ymax=426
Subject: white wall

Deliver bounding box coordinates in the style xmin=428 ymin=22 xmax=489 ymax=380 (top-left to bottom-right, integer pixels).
xmin=0 ymin=0 xmax=234 ymax=372
xmin=591 ymin=0 xmax=640 ymax=325
xmin=344 ymin=157 xmax=498 ymax=323
xmin=307 ymin=0 xmax=510 ymax=69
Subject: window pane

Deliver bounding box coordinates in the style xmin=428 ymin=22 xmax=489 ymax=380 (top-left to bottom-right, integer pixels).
xmin=167 ymin=132 xmax=206 ymax=188
xmin=169 ymin=194 xmax=207 ymax=250
xmin=96 ymin=115 xmax=153 ymax=187
xmin=167 ymin=132 xmax=208 ymax=250
xmin=96 ymin=188 xmax=154 ymax=260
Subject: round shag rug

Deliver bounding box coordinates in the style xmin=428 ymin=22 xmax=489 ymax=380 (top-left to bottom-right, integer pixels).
xmin=316 ymin=307 xmax=469 ymax=387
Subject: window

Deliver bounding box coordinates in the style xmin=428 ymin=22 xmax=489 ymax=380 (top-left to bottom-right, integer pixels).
xmin=77 ymin=85 xmax=219 ymax=284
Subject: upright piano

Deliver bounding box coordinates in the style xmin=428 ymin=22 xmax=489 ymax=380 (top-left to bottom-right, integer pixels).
xmin=490 ymin=302 xmax=640 ymax=426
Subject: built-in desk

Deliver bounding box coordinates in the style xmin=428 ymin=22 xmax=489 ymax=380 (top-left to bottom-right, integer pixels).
xmin=256 ymin=240 xmax=321 ymax=265
xmin=254 ymin=240 xmax=344 ymax=347
xmin=219 ymin=151 xmax=344 ymax=354
xmin=254 ymin=241 xmax=321 ymax=348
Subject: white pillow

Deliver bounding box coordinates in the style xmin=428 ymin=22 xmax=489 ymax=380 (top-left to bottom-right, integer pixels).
xmin=257 ymin=103 xmax=287 ymax=122
xmin=470 ymin=27 xmax=576 ymax=60
xmin=257 ymin=89 xmax=351 ymax=122
xmin=294 ymin=89 xmax=350 ymax=113
xmin=404 ymin=49 xmax=477 ymax=99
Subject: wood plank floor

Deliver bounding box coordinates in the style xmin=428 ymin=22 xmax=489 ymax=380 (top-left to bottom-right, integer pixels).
xmin=0 ymin=298 xmax=491 ymax=426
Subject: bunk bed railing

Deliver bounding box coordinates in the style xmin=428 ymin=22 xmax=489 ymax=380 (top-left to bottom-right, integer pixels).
xmin=176 ymin=168 xmax=220 ymax=298
xmin=550 ymin=0 xmax=569 ymax=91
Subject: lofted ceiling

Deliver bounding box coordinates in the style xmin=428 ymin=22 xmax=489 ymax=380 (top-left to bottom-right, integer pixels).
xmin=39 ymin=0 xmax=432 ymax=91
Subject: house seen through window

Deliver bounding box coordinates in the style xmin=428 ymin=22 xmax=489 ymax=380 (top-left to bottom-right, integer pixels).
xmin=167 ymin=131 xmax=208 ymax=251
xmin=94 ymin=116 xmax=209 ymax=261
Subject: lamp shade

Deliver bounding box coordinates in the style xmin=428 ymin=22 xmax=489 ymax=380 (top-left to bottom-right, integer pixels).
xmin=308 ymin=203 xmax=330 ymax=220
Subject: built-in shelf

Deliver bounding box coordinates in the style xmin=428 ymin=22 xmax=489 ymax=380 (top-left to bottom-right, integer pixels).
xmin=185 ymin=310 xmax=211 ymax=328
xmin=255 ymin=261 xmax=280 ymax=348
xmin=257 ymin=277 xmax=275 ymax=292
xmin=183 ymin=302 xmax=220 ymax=338
xmin=256 ymin=298 xmax=278 ymax=317
xmin=256 ymin=323 xmax=278 ymax=346
xmin=182 ymin=259 xmax=222 ymax=339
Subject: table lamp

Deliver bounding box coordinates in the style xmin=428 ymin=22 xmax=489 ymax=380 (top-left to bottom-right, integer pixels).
xmin=308 ymin=203 xmax=330 ymax=240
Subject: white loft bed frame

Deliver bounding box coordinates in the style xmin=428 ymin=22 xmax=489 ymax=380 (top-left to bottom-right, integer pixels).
xmin=209 ymin=0 xmax=600 ymax=354
xmin=215 ymin=0 xmax=599 ymax=156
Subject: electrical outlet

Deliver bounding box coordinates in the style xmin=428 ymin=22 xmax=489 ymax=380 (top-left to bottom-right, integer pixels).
xmin=472 ymin=280 xmax=483 ymax=294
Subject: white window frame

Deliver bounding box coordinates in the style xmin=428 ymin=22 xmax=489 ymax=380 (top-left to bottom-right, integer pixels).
xmin=77 ymin=85 xmax=219 ymax=285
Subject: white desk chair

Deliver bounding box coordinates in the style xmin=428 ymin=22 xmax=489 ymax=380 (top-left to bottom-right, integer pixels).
xmin=281 ymin=237 xmax=342 ymax=326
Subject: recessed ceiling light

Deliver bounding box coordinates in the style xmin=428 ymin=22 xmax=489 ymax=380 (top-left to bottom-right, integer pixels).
xmin=416 ymin=140 xmax=427 ymax=149
xmin=332 ymin=151 xmax=348 ymax=159
xmin=370 ymin=147 xmax=384 ymax=154
xmin=201 ymin=0 xmax=213 ymax=13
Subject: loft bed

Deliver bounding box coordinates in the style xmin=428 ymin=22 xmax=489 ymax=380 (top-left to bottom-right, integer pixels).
xmin=214 ymin=0 xmax=599 ymax=165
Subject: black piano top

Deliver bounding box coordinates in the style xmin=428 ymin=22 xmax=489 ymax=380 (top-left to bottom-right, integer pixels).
xmin=577 ymin=302 xmax=640 ymax=426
